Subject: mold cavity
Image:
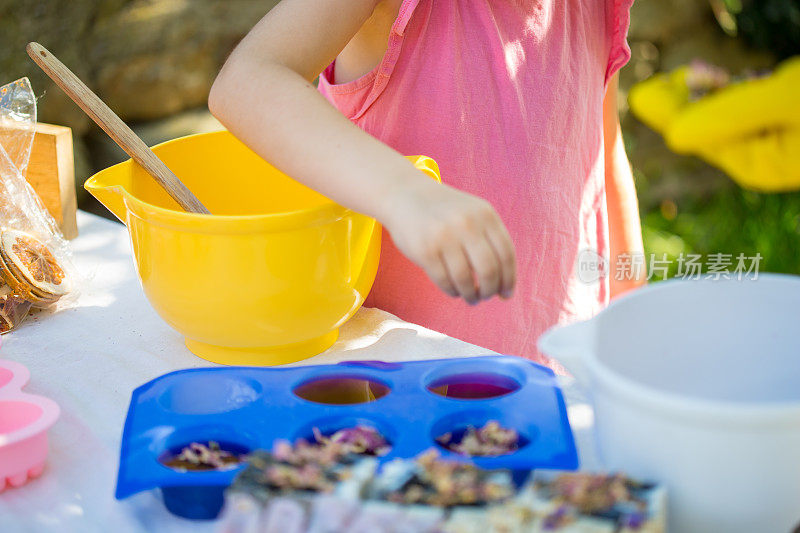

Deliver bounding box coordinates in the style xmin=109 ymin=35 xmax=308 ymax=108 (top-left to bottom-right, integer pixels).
xmin=159 ymin=440 xmax=250 ymax=472
xmin=292 ymin=417 xmax=395 ymax=456
xmin=158 ymin=375 xmax=261 ymax=415
xmin=435 ymin=421 xmax=530 ymax=457
xmin=0 ymin=400 xmax=42 ymax=434
xmin=427 ymin=372 xmax=520 ymax=400
xmin=0 ymin=367 xmax=14 ymax=388
xmin=158 ymin=425 xmax=256 ymax=472
xmin=293 ymin=376 xmax=390 ymax=405
xmin=431 ymin=412 xmax=532 ymax=457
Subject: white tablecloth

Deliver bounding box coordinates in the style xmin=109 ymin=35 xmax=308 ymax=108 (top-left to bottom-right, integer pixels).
xmin=1 ymin=212 xmax=598 ymax=533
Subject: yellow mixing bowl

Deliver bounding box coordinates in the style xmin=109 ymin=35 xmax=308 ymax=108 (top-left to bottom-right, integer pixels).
xmin=85 ymin=131 xmax=440 ymax=365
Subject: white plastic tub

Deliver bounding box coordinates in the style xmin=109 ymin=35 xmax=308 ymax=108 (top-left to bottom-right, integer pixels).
xmin=539 ymin=274 xmax=800 ymax=533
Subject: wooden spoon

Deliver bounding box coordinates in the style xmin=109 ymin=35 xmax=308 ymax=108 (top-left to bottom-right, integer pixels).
xmin=26 ymin=42 xmax=210 ymax=214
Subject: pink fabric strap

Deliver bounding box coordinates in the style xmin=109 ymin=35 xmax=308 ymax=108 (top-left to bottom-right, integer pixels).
xmin=326 ymin=0 xmax=419 ymax=120
xmin=605 ymin=0 xmax=634 ymax=83
xmin=394 ymin=0 xmax=420 ymax=36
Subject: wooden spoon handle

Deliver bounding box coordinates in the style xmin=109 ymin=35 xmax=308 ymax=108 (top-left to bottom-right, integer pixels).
xmin=26 ymin=42 xmax=210 ymax=214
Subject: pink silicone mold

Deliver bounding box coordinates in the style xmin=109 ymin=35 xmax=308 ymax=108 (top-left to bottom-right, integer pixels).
xmin=0 ymin=359 xmax=59 ymax=491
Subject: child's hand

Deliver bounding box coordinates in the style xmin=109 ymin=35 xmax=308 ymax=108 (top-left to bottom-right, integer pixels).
xmin=383 ymin=178 xmax=516 ymax=304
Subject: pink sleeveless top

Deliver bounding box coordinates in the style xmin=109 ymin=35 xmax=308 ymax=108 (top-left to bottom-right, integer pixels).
xmin=319 ymin=0 xmax=633 ymax=365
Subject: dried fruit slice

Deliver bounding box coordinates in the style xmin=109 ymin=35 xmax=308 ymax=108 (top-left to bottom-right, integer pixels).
xmin=21 ymin=282 xmax=61 ymax=308
xmin=27 ymin=287 xmax=61 ymax=308
xmin=0 ymin=245 xmax=59 ymax=306
xmin=0 ymin=230 xmax=68 ymax=298
xmin=0 ymin=247 xmax=33 ymax=295
xmin=0 ymin=255 xmax=63 ymax=310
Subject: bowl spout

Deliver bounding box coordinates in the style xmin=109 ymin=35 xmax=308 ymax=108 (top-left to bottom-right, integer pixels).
xmin=538 ymin=319 xmax=595 ymax=386
xmin=84 ymin=174 xmax=129 ymax=224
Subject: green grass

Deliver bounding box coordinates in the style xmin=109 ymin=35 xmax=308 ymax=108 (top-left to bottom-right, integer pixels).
xmin=641 ymin=186 xmax=800 ymax=279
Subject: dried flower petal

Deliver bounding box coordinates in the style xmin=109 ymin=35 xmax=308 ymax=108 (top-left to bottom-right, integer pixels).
xmin=161 ymin=441 xmax=242 ymax=471
xmin=437 ymin=421 xmax=520 ymax=456
xmin=380 ymin=450 xmax=513 ymax=507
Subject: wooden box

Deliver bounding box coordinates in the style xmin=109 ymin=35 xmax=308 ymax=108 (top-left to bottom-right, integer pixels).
xmin=0 ymin=122 xmax=78 ymax=239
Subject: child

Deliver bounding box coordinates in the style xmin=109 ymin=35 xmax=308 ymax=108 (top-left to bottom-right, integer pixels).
xmin=209 ymin=0 xmax=644 ymax=364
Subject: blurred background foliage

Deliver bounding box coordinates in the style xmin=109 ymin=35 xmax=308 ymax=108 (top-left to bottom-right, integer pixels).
xmin=730 ymin=0 xmax=800 ymax=59
xmin=620 ymin=0 xmax=800 ymax=277
xmin=1 ymin=0 xmax=799 ymax=276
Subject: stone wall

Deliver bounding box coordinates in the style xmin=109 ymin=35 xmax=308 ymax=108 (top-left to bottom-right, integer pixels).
xmin=3 ymin=0 xmax=278 ymax=128
xmin=2 ymin=0 xmax=277 ymax=204
xmin=1 ymin=0 xmax=777 ymax=210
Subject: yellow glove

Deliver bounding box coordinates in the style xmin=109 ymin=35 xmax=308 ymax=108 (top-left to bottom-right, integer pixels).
xmin=629 ymin=57 xmax=800 ymax=192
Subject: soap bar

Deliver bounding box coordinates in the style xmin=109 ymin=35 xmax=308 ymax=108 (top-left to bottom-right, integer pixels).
xmin=220 ymin=453 xmax=665 ymax=533
xmin=493 ymin=472 xmax=667 ymax=533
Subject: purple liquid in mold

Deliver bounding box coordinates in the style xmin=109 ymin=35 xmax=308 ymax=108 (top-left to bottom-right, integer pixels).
xmin=427 ymin=372 xmax=520 ymax=399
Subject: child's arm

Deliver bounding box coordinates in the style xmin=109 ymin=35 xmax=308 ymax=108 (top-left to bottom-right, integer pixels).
xmin=209 ymin=0 xmax=515 ymax=304
xmin=603 ymin=74 xmax=646 ymax=298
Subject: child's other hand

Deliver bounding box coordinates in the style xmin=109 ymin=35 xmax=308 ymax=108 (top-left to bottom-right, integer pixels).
xmin=383 ymin=178 xmax=516 ymax=304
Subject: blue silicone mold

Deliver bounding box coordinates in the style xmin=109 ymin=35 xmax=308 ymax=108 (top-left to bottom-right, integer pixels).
xmin=115 ymin=356 xmax=578 ymax=519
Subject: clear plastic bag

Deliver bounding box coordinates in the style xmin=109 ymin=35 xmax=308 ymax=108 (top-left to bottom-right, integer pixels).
xmin=0 ymin=78 xmax=76 ymax=332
